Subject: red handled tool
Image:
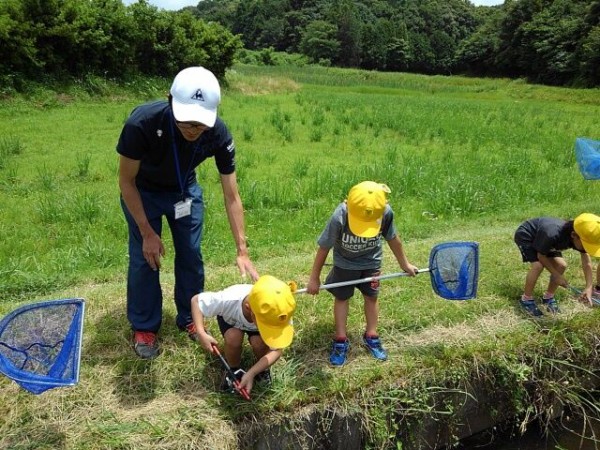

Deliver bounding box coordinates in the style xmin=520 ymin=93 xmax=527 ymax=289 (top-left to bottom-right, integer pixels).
xmin=211 ymin=343 xmax=251 ymax=401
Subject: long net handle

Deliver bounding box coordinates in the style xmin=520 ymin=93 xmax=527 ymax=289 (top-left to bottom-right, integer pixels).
xmin=294 ymin=268 xmax=430 ymax=294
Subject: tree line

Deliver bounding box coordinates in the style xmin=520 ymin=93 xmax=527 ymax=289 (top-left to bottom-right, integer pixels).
xmin=193 ymin=0 xmax=600 ymax=87
xmin=0 ymin=0 xmax=598 ymax=88
xmin=0 ymin=0 xmax=241 ymax=89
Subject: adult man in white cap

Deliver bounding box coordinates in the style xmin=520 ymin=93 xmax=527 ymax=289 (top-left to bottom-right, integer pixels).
xmin=117 ymin=66 xmax=259 ymax=359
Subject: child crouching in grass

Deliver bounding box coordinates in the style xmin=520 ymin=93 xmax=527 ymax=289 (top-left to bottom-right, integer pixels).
xmin=514 ymin=213 xmax=600 ymax=317
xmin=191 ymin=275 xmax=296 ymax=394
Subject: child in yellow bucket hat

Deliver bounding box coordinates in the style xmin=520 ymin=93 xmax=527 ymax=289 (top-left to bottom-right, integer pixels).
xmin=306 ymin=181 xmax=418 ymax=366
xmin=514 ymin=213 xmax=600 ymax=316
xmin=191 ymin=275 xmax=295 ymax=394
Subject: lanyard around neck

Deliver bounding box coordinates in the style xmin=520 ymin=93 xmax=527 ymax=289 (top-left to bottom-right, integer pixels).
xmin=169 ymin=113 xmax=199 ymax=197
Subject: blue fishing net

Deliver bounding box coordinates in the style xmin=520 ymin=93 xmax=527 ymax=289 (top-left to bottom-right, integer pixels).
xmin=0 ymin=298 xmax=85 ymax=394
xmin=575 ymin=137 xmax=600 ymax=180
xmin=429 ymin=242 xmax=479 ymax=300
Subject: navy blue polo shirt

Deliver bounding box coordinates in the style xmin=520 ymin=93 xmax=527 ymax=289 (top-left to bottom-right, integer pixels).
xmin=116 ymin=100 xmax=235 ymax=192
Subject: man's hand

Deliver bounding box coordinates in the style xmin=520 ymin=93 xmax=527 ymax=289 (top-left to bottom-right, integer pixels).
xmin=142 ymin=232 xmax=165 ymax=271
xmin=236 ymin=254 xmax=259 ymax=281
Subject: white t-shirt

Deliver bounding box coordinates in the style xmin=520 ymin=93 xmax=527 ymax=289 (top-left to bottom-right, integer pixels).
xmin=195 ymin=284 xmax=257 ymax=332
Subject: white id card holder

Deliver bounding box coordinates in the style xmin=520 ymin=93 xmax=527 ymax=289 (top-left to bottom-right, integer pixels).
xmin=174 ymin=198 xmax=192 ymax=219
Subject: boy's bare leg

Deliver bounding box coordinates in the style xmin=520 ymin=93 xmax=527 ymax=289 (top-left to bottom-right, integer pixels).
xmin=546 ymin=257 xmax=567 ymax=296
xmin=363 ymin=295 xmax=379 ymax=336
xmin=248 ymin=334 xmax=269 ymax=360
xmin=333 ymin=298 xmax=349 ymax=339
xmin=524 ymin=261 xmax=544 ymax=297
xmin=223 ymin=327 xmax=244 ymax=368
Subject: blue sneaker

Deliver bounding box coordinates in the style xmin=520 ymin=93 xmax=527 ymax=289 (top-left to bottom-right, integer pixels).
xmin=520 ymin=299 xmax=542 ymax=317
xmin=542 ymin=297 xmax=560 ymax=314
xmin=329 ymin=339 xmax=349 ymax=366
xmin=362 ymin=334 xmax=387 ymax=361
xmin=255 ymin=369 xmax=272 ymax=386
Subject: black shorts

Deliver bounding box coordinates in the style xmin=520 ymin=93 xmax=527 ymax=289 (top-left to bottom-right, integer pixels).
xmin=325 ymin=266 xmax=381 ymax=300
xmin=217 ymin=316 xmax=260 ymax=340
xmin=515 ymin=244 xmax=562 ymax=263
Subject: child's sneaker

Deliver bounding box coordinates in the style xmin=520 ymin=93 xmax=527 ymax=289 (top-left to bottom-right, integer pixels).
xmin=520 ymin=299 xmax=542 ymax=317
xmin=255 ymin=369 xmax=272 ymax=386
xmin=329 ymin=339 xmax=350 ymax=366
xmin=542 ymin=297 xmax=560 ymax=314
xmin=362 ymin=334 xmax=387 ymax=361
xmin=593 ymin=287 xmax=600 ymax=301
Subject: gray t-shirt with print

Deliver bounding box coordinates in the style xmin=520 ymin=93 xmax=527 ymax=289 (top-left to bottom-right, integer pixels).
xmin=317 ymin=202 xmax=397 ymax=270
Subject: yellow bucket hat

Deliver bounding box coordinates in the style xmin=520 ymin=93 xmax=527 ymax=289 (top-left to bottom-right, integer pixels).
xmin=248 ymin=275 xmax=296 ymax=349
xmin=574 ymin=213 xmax=600 ymax=257
xmin=347 ymin=181 xmax=390 ymax=238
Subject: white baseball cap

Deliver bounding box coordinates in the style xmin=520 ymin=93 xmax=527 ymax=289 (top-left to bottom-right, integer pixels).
xmin=170 ymin=66 xmax=221 ymax=127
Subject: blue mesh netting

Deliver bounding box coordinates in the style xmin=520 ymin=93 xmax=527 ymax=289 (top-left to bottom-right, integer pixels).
xmin=0 ymin=298 xmax=85 ymax=394
xmin=428 ymin=242 xmax=479 ymax=300
xmin=575 ymin=137 xmax=600 ymax=180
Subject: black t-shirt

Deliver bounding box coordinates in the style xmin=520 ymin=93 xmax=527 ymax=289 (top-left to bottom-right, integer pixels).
xmin=515 ymin=217 xmax=579 ymax=255
xmin=116 ymin=100 xmax=235 ymax=192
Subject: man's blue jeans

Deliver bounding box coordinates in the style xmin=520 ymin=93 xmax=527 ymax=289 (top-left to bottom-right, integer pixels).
xmin=121 ymin=183 xmax=204 ymax=332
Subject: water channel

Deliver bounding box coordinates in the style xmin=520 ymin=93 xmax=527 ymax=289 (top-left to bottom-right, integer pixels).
xmin=452 ymin=417 xmax=600 ymax=450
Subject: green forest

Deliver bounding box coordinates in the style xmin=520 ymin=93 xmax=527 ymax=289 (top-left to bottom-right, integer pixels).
xmin=195 ymin=0 xmax=600 ymax=86
xmin=1 ymin=0 xmax=600 ymax=89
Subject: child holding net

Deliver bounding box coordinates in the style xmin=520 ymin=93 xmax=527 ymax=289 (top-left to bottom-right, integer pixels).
xmin=306 ymin=181 xmax=418 ymax=366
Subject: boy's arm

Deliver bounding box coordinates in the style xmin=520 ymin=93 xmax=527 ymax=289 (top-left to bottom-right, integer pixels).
xmin=580 ymin=252 xmax=594 ymax=303
xmin=191 ymin=294 xmax=218 ymax=352
xmin=238 ymin=349 xmax=283 ymax=393
xmin=387 ymin=236 xmax=418 ymax=276
xmin=307 ymin=246 xmax=330 ymax=294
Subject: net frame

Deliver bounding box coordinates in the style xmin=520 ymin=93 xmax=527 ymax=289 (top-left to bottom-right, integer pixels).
xmin=575 ymin=137 xmax=600 ymax=180
xmin=429 ymin=241 xmax=479 ymax=300
xmin=0 ymin=298 xmax=85 ymax=394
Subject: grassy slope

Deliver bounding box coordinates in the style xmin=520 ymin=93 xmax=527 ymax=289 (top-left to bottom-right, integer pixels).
xmin=1 ymin=66 xmax=600 ymax=449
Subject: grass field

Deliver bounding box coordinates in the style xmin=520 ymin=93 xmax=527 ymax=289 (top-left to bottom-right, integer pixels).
xmin=1 ymin=65 xmax=600 ymax=449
